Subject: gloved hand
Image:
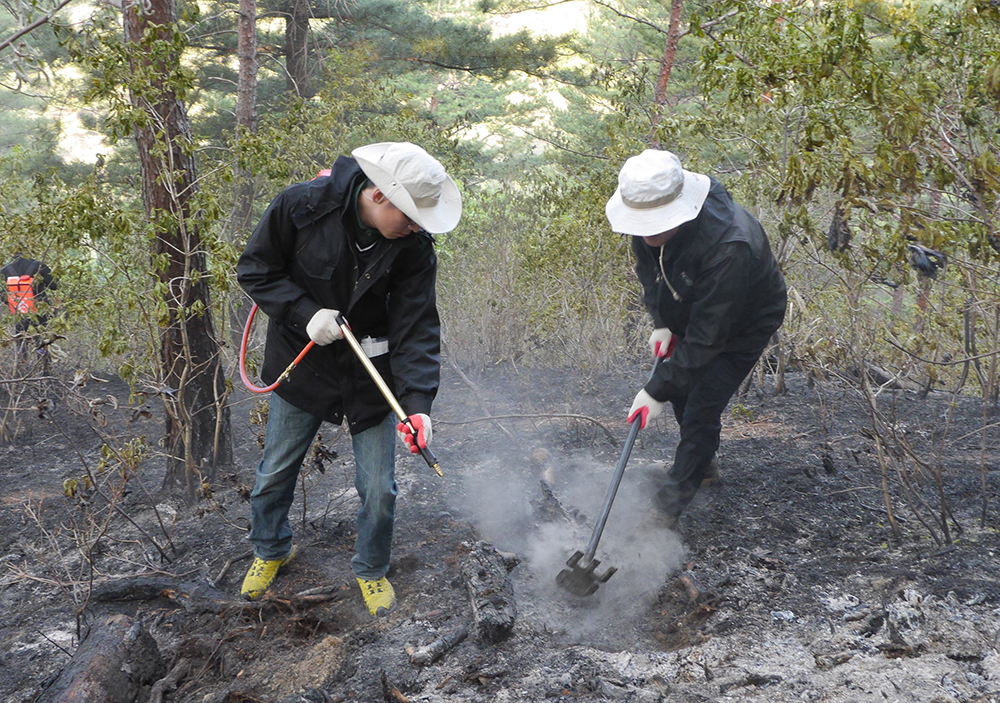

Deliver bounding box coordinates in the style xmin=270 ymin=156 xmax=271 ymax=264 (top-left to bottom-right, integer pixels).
xmin=306 ymin=309 xmax=344 ymax=345
xmin=648 ymin=328 xmax=676 ymax=359
xmin=628 ymin=389 xmax=663 ymax=429
xmin=397 ymin=413 xmax=432 ymax=454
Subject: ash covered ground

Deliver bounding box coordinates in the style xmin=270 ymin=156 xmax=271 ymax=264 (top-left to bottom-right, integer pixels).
xmin=1 ymin=360 xmax=999 ymax=702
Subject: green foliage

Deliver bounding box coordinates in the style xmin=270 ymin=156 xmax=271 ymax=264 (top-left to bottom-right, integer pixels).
xmin=731 ymin=403 xmax=754 ymax=421
xmin=4 ymin=0 xmax=999 ymax=397
xmin=0 ymin=154 xmax=150 ymax=372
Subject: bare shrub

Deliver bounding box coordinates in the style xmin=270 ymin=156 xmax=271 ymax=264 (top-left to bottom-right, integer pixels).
xmin=438 ymin=187 xmax=646 ymax=373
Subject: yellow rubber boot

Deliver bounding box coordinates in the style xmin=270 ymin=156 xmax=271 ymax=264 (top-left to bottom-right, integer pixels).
xmin=240 ymin=546 xmax=296 ymax=601
xmin=357 ymin=576 xmax=396 ymax=617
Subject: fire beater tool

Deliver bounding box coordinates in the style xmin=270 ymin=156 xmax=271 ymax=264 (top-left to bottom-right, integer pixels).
xmin=556 ymin=354 xmax=665 ymax=597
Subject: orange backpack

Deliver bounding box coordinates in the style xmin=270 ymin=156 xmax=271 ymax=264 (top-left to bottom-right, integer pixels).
xmin=7 ymin=275 xmax=36 ymax=314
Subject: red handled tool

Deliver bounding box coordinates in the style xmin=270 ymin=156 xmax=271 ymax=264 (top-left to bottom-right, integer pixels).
xmin=238 ymin=304 xmax=441 ymax=476
xmin=239 ymin=303 xmax=314 ymax=394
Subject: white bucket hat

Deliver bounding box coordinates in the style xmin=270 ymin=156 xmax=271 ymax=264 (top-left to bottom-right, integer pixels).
xmin=605 ymin=150 xmax=711 ymax=236
xmin=352 ymin=142 xmax=462 ymax=234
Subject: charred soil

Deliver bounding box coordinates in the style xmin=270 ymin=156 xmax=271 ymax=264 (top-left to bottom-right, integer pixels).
xmin=1 ymin=361 xmax=999 ymax=703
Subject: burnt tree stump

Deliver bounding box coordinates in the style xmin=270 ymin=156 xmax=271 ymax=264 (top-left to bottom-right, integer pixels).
xmin=458 ymin=541 xmax=519 ymax=642
xmin=38 ymin=614 xmax=165 ymax=703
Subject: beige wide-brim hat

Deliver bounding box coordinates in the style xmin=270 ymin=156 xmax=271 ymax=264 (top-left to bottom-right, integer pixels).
xmin=605 ymin=149 xmax=711 ymax=236
xmin=352 ymin=142 xmax=462 ymax=234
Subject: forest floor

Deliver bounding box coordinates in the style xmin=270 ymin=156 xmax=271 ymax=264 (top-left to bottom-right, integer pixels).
xmin=1 ymin=357 xmax=999 ymax=703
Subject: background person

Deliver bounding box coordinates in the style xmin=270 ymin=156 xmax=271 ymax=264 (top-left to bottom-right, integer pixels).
xmin=236 ymin=142 xmax=461 ymax=616
xmin=3 ymin=254 xmax=58 ymax=375
xmin=606 ymin=149 xmax=787 ymax=531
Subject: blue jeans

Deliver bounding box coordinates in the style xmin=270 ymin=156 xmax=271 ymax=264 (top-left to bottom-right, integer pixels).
xmin=248 ymin=393 xmax=398 ymax=579
xmin=654 ymin=348 xmax=763 ymax=518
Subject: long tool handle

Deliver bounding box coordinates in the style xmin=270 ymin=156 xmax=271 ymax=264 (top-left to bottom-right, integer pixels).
xmin=582 ymin=354 xmax=665 ymax=563
xmin=583 ymin=417 xmax=640 ymax=563
xmin=336 ymin=314 xmax=442 ymax=477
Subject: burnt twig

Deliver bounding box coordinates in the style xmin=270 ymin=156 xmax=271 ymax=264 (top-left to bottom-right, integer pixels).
xmin=406 ymin=625 xmax=469 ymax=666
xmin=209 ymin=549 xmax=253 ymax=589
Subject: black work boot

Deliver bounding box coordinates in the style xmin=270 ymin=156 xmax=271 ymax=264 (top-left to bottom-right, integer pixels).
xmin=701 ymin=454 xmax=720 ymax=487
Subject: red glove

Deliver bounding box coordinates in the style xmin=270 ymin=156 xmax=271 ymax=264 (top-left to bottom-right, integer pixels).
xmin=396 ymin=413 xmax=432 ymax=454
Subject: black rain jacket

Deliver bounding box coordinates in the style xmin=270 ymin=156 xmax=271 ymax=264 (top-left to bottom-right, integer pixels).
xmin=237 ymin=156 xmax=440 ymax=434
xmin=633 ymin=178 xmax=787 ymax=402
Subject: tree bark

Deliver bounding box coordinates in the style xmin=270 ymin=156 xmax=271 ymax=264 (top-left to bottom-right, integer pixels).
xmin=233 ymin=0 xmax=259 ymax=238
xmin=38 ymin=614 xmax=165 ymax=703
xmin=285 ymin=0 xmax=313 ymax=97
xmin=649 ymin=0 xmax=684 ymax=142
xmin=123 ymin=0 xmax=233 ymax=499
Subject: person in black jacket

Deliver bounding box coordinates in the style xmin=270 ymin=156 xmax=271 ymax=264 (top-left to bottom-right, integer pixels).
xmin=236 ymin=142 xmax=461 ymax=615
xmin=3 ymin=254 xmax=58 ymax=374
xmin=606 ymin=149 xmax=786 ymax=530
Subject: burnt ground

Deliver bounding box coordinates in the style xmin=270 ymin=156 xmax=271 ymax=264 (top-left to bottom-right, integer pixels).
xmin=1 ymin=358 xmax=1000 ymax=703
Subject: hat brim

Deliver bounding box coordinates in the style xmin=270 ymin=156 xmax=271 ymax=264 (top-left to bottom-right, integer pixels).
xmin=605 ymin=170 xmax=711 ymax=236
xmin=353 ymin=144 xmax=462 ymax=234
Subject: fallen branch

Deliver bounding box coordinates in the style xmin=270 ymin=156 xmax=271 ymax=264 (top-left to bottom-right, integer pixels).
xmin=93 ymin=578 xmax=232 ymax=613
xmin=208 ymin=549 xmax=253 ymax=589
xmin=148 ymin=657 xmax=191 ymax=703
xmin=380 ymin=670 xmax=410 ymax=703
xmin=406 ymin=625 xmax=469 ymax=666
xmin=678 ymin=570 xmax=703 ymax=602
xmin=295 ymin=583 xmax=343 ymax=597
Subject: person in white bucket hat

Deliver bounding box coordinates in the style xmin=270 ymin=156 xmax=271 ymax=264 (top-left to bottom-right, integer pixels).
xmin=237 ymin=142 xmax=461 ymax=616
xmin=607 ymin=149 xmax=787 ymax=532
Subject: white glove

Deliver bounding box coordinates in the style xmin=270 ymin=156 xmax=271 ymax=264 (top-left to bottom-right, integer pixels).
xmin=628 ymin=389 xmax=663 ymax=429
xmin=306 ymin=309 xmax=344 ymax=345
xmin=648 ymin=328 xmax=675 ymax=358
xmin=397 ymin=414 xmax=432 ymax=454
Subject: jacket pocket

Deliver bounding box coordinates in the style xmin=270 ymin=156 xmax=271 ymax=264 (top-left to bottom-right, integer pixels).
xmin=298 ymin=253 xmax=337 ymax=281
xmin=295 ymin=222 xmax=340 ymax=279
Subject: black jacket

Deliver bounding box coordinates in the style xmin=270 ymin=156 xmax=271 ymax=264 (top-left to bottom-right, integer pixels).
xmin=2 ymin=255 xmax=57 ymax=331
xmin=237 ymin=156 xmax=440 ymax=433
xmin=633 ymin=178 xmax=787 ymax=401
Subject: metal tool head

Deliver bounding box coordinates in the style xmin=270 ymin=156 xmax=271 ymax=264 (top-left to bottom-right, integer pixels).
xmin=555 ymin=550 xmax=617 ymax=597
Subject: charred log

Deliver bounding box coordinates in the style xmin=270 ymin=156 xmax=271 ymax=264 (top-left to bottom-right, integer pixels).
xmin=458 ymin=541 xmax=518 ymax=643
xmin=37 ymin=614 xmax=165 ymax=703
xmin=91 ymin=576 xmax=230 ymax=613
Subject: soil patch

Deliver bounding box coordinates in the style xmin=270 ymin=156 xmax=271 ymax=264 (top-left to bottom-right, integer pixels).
xmin=1 ymin=362 xmax=999 ymax=702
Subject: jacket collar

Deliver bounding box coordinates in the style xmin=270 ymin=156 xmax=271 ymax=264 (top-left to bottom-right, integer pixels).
xmin=664 ymin=177 xmax=735 ymax=255
xmin=291 ymin=156 xmax=366 ymax=229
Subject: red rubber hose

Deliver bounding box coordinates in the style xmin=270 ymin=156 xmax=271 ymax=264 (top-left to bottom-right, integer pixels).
xmin=240 ymin=303 xmax=314 ymax=393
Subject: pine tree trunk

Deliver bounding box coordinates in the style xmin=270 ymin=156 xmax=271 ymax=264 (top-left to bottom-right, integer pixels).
xmin=649 ymin=0 xmax=684 ymax=141
xmin=123 ymin=0 xmax=233 ymax=499
xmin=234 ymin=0 xmax=258 ymax=237
xmin=285 ymin=0 xmax=312 ymax=97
